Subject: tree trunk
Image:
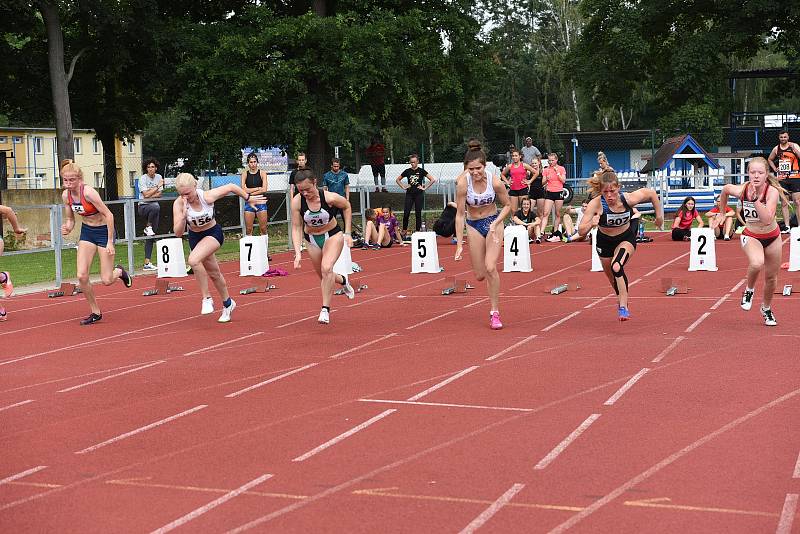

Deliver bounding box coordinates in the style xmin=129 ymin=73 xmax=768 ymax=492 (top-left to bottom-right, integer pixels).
xmin=38 ymin=1 xmax=74 ymax=164
xmin=308 ymin=117 xmax=329 ymax=179
xmin=96 ymin=128 xmax=119 ymax=200
xmin=427 ymin=120 xmax=435 ymax=163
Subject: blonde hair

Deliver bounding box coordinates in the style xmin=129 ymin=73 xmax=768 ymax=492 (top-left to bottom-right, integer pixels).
xmin=587 ymin=169 xmax=619 ymax=196
xmin=60 ymin=159 xmax=84 ymax=179
xmin=597 ymin=151 xmax=614 ymax=171
xmin=176 ymin=172 xmax=198 ymax=189
xmin=748 ymin=156 xmax=787 ymax=195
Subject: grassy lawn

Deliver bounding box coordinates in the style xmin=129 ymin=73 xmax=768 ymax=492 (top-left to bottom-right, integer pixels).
xmin=1 ymin=230 xmax=290 ymax=287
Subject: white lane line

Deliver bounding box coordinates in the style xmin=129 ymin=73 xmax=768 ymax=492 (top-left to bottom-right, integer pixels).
xmin=225 ymin=363 xmax=319 ymax=398
xmin=776 ymin=494 xmax=798 ymax=534
xmin=459 ymin=483 xmax=526 ymax=534
xmin=407 ymin=366 xmax=479 ymax=401
xmin=358 ymin=398 xmax=534 ymax=413
xmin=794 ymin=451 xmax=800 ymax=478
xmin=542 ymin=311 xmax=582 ymax=332
xmin=685 ymin=312 xmax=710 ymax=333
xmin=651 ymin=336 xmax=686 ymax=363
xmin=511 ymin=261 xmax=588 ymax=291
xmin=184 ymin=332 xmax=263 ymax=356
xmin=486 ymin=335 xmax=538 ymax=361
xmin=547 ymin=385 xmax=800 ymax=534
xmin=583 ymin=294 xmax=614 ymax=309
xmin=405 ymin=310 xmax=459 ymax=330
xmin=643 ymin=251 xmax=690 ymax=277
xmin=292 ymin=409 xmax=397 ymax=462
xmin=58 ymin=361 xmax=166 ymax=393
xmin=534 ymin=414 xmax=601 ymax=470
xmin=75 ymin=405 xmax=208 ymax=454
xmin=463 ymin=297 xmax=489 ymax=309
xmin=730 ymin=278 xmax=746 ymax=293
xmin=603 ymin=368 xmax=649 ymax=406
xmin=330 ymin=333 xmax=398 ymax=359
xmin=1 ymin=361 xmax=160 ymax=394
xmin=151 ymin=473 xmax=273 ymax=534
xmin=0 ymin=399 xmax=34 ymax=413
xmin=0 ymin=466 xmax=47 ymax=485
xmin=710 ymin=293 xmax=730 ymax=310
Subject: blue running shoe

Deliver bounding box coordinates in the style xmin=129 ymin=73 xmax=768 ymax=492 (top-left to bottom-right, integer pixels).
xmin=618 ymin=306 xmax=630 ymax=321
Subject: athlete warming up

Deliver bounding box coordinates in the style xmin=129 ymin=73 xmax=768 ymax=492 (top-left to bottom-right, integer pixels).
xmin=455 ymin=140 xmax=512 ymax=330
xmin=0 ymin=204 xmax=27 ymax=321
xmin=716 ymin=157 xmax=784 ymax=326
xmin=173 ymin=173 xmax=260 ymax=323
xmin=60 ymin=160 xmax=132 ymax=325
xmin=291 ymin=169 xmax=355 ymax=324
xmin=577 ymin=169 xmax=662 ymax=321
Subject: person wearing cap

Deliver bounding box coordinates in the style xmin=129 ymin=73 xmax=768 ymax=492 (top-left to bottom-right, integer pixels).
xmin=520 ymin=137 xmax=542 ymax=165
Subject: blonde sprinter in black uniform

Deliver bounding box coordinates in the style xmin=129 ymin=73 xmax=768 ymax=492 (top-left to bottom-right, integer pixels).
xmin=576 ymin=169 xmax=662 ymax=321
xmin=291 ymin=169 xmax=355 ymax=324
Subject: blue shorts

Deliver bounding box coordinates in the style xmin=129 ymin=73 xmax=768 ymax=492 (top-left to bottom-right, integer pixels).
xmin=243 ymin=202 xmax=268 ymax=213
xmin=465 ymin=213 xmax=499 ymax=238
xmin=79 ymin=224 xmax=114 ymax=247
xmin=188 ymin=223 xmax=224 ymax=250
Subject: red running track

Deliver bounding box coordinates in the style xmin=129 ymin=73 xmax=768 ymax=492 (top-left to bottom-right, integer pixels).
xmin=0 ymin=233 xmax=799 ymax=533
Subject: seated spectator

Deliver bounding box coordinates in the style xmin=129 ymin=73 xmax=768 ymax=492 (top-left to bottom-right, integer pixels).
xmin=361 ymin=209 xmax=378 ymax=249
xmin=705 ymin=196 xmax=735 ymax=241
xmin=513 ymin=197 xmax=542 ymax=243
xmin=364 ymin=207 xmax=402 ymax=249
xmin=433 ymin=201 xmax=457 ymax=240
xmin=561 ymin=199 xmax=588 ymax=241
xmin=671 ymin=196 xmax=703 ymax=241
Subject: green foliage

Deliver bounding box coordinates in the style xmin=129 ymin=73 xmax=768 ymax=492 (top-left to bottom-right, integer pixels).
xmin=657 ymin=103 xmax=724 ymax=147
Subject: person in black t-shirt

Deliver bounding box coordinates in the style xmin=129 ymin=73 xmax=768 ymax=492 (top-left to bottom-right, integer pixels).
xmin=288 ymin=152 xmax=307 ymax=197
xmin=512 ymin=197 xmax=542 ymax=243
xmin=396 ymin=153 xmax=437 ymax=237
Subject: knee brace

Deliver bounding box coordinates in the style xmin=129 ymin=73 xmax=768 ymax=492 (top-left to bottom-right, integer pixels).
xmin=611 ymin=248 xmax=630 ymax=293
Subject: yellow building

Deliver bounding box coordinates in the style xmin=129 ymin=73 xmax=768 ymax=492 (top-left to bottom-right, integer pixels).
xmin=0 ymin=127 xmax=142 ymax=197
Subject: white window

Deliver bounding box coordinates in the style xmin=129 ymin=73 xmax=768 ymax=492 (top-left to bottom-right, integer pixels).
xmin=13 ymin=136 xmax=22 ymax=144
xmin=74 ymin=137 xmax=82 ymax=154
xmin=92 ymin=137 xmax=100 ymax=153
xmin=33 ymin=137 xmax=44 ymax=154
xmin=129 ymin=170 xmax=136 ymax=187
xmin=94 ymin=172 xmax=103 ymax=187
xmin=0 ymin=136 xmax=7 ymax=143
xmin=128 ymin=141 xmax=135 ymax=154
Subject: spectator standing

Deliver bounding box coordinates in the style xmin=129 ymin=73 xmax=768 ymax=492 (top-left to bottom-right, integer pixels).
xmin=365 ymin=138 xmax=387 ymax=192
xmin=396 ymin=154 xmax=437 ymax=237
xmin=240 ymin=151 xmax=270 ymax=239
xmin=323 ymin=158 xmax=350 ymax=225
xmin=520 ymin=137 xmax=542 ymax=165
xmin=288 ymin=152 xmax=308 ymax=197
xmin=501 ymin=148 xmax=537 ymax=215
xmin=671 ymin=196 xmax=703 ymax=241
xmin=767 ymin=130 xmax=800 ymax=232
xmin=138 ymin=159 xmax=163 ymax=271
xmin=539 ymin=153 xmax=567 ymax=238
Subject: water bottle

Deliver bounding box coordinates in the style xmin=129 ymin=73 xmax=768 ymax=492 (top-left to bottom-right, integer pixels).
xmin=420 ymin=220 xmax=427 ymax=232
xmin=638 ymin=220 xmax=645 ymax=241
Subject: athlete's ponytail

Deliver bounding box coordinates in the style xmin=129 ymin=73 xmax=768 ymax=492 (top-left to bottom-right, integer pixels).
xmin=60 ymin=159 xmax=84 ymax=179
xmin=464 ymin=138 xmax=486 ymax=166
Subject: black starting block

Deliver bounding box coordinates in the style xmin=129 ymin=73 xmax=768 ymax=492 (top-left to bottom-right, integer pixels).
xmin=442 ymin=278 xmax=474 ymax=295
xmin=239 ymin=284 xmax=277 ymax=295
xmin=335 ymin=283 xmax=368 ymax=296
xmin=660 ymin=278 xmax=689 ymax=296
xmin=48 ymin=282 xmax=82 ymax=298
xmin=143 ymin=279 xmax=184 ymax=296
xmin=775 ymin=279 xmax=798 ymax=296
xmin=545 ymin=277 xmax=582 ymax=295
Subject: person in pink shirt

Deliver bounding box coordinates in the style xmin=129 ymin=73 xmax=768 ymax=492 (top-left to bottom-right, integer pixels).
xmin=671 ymin=196 xmax=703 ymax=240
xmin=539 ymin=152 xmax=567 ymax=238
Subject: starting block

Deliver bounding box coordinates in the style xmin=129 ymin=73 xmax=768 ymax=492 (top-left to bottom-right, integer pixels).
xmin=239 ymin=284 xmax=277 ymax=295
xmin=545 ymin=277 xmax=582 ymax=295
xmin=441 ymin=278 xmax=474 ymax=295
xmin=335 ymin=283 xmax=368 ymax=296
xmin=661 ymin=278 xmax=689 ymax=296
xmin=774 ymin=279 xmax=798 ymax=296
xmin=143 ymin=279 xmax=184 ymax=296
xmin=47 ymin=282 xmax=82 ymax=298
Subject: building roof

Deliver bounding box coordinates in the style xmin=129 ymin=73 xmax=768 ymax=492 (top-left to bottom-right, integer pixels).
xmin=640 ymin=134 xmax=720 ymax=173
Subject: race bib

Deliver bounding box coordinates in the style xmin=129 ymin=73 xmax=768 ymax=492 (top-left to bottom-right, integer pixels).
xmin=742 ymin=200 xmax=759 ymax=223
xmin=304 ymin=210 xmax=330 ymax=228
xmin=71 ymin=204 xmax=85 ymax=214
xmin=189 ymin=214 xmax=213 ymax=227
xmin=605 ymin=211 xmax=630 ymax=227
xmin=779 ymin=159 xmax=791 ymax=174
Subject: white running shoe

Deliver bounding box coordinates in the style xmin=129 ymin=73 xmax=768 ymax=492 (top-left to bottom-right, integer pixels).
xmin=143 ymin=263 xmax=157 ymax=271
xmin=342 ymin=282 xmax=355 ymax=300
xmin=740 ymin=289 xmax=754 ymax=311
xmin=143 ymin=226 xmax=155 ymax=236
xmin=218 ymin=299 xmax=236 ymax=323
xmin=761 ymin=305 xmax=777 ymax=326
xmin=201 ymin=297 xmax=214 ymax=315
xmin=318 ymin=308 xmax=330 ymax=324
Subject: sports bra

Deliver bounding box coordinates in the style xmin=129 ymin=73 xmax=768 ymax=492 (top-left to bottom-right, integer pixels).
xmin=466 ymin=172 xmax=496 ymax=207
xmin=67 ymin=185 xmax=99 ymax=216
xmin=245 ymin=170 xmax=263 ymax=190
xmin=300 ymin=189 xmax=341 ymax=230
xmin=740 ymin=182 xmax=769 ymax=224
xmin=599 ymin=192 xmax=633 ymax=228
xmin=185 ymin=188 xmax=215 ymax=229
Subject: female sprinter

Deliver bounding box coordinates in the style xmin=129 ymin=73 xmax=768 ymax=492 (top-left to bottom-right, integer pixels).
xmin=575 ymin=169 xmax=662 ymax=321
xmin=454 ymin=140 xmax=512 ymax=330
xmin=716 ymin=157 xmax=784 ymax=326
xmin=501 ymin=149 xmax=537 ymax=215
xmin=291 ymin=169 xmax=355 ymax=324
xmin=0 ymin=204 xmax=27 ymax=321
xmin=240 ymin=152 xmax=270 ymax=238
xmin=173 ymin=173 xmax=261 ymax=323
xmin=60 ymin=160 xmax=132 ymax=325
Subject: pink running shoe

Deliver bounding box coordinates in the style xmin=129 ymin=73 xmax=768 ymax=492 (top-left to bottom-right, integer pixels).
xmin=490 ymin=311 xmax=503 ymax=330
xmin=1 ymin=272 xmax=12 ymax=298
xmin=0 ymin=306 xmax=7 ymax=321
